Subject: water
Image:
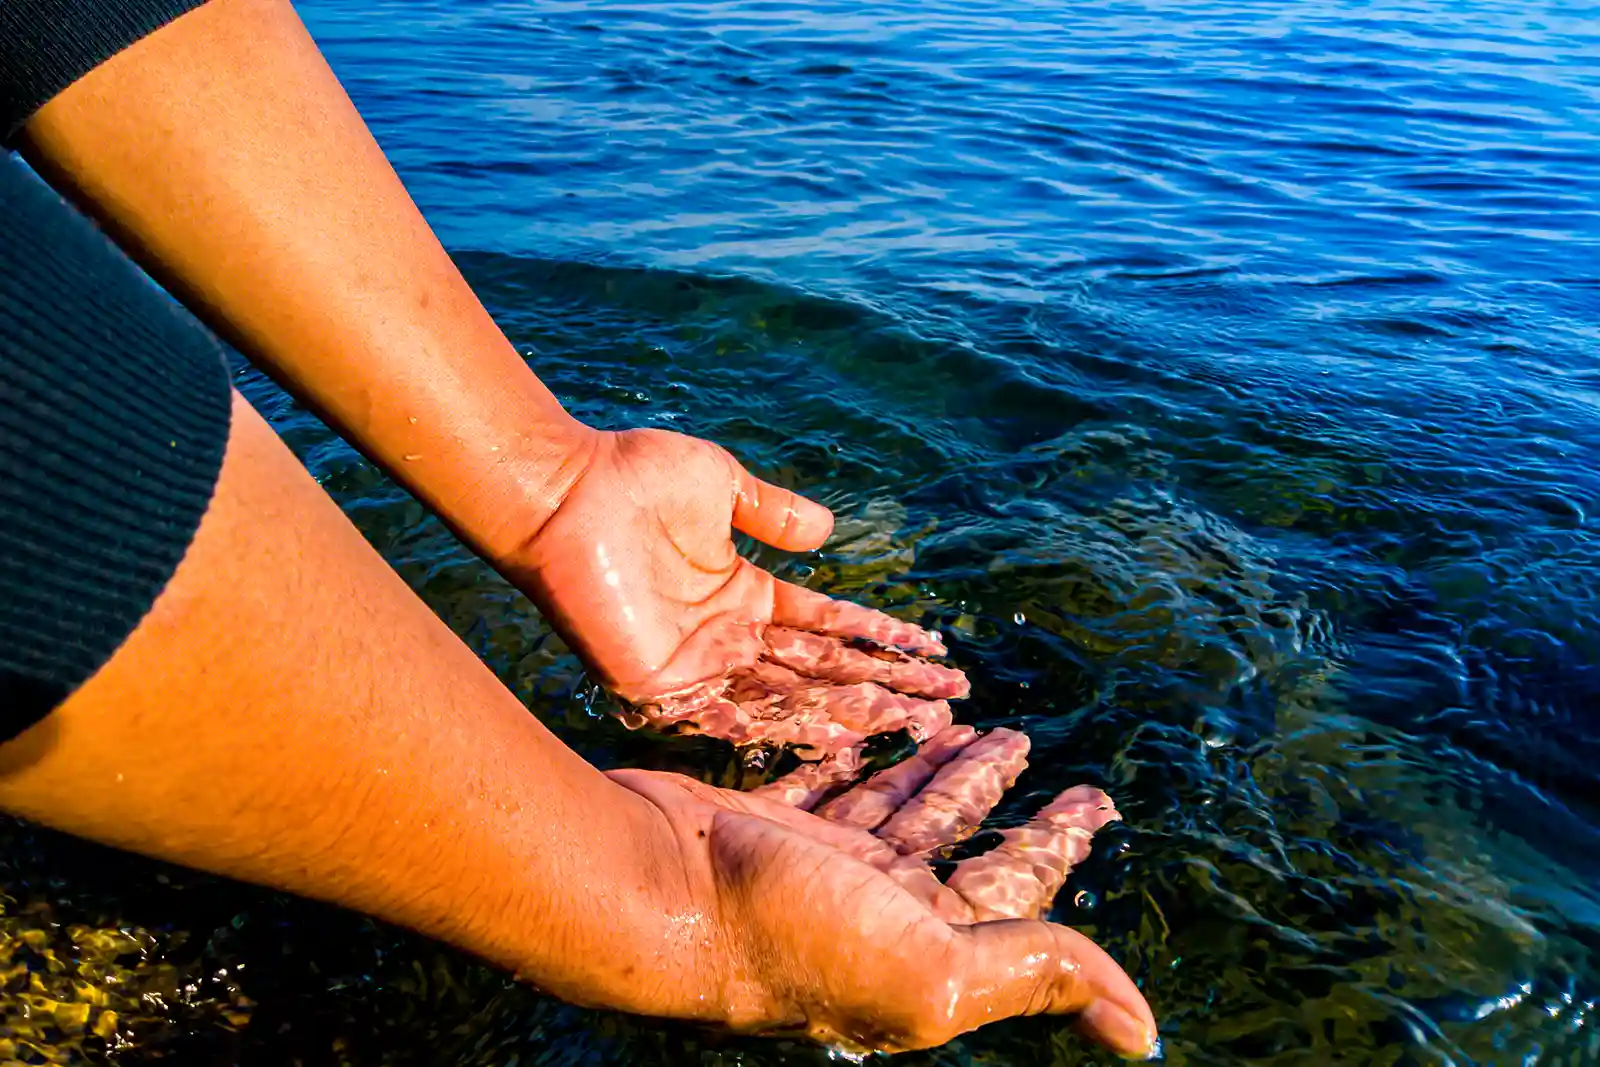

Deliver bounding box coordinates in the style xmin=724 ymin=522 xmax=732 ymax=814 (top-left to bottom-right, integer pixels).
xmin=4 ymin=0 xmax=1600 ymax=1063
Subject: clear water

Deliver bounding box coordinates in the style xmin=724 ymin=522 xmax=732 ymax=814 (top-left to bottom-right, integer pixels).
xmin=4 ymin=0 xmax=1600 ymax=1063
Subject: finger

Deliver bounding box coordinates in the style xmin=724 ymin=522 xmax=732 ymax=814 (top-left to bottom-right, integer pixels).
xmin=750 ymin=744 xmax=867 ymax=809
xmin=946 ymin=785 xmax=1120 ymax=921
xmin=772 ymin=582 xmax=948 ymax=657
xmin=875 ymin=729 xmax=1030 ymax=856
xmin=720 ymin=707 xmax=866 ymax=759
xmin=780 ymin=683 xmax=952 ymax=744
xmin=684 ymin=662 xmax=951 ymax=758
xmin=746 ymin=660 xmax=953 ymax=746
xmin=637 ymin=682 xmax=865 ymax=758
xmin=815 ymin=725 xmax=978 ymax=830
xmin=950 ymin=921 xmax=1157 ymax=1059
xmin=729 ymin=457 xmax=835 ymax=551
xmin=764 ymin=627 xmax=969 ymax=699
xmin=712 ymin=787 xmax=978 ymax=923
xmin=638 ymin=665 xmax=862 ymax=756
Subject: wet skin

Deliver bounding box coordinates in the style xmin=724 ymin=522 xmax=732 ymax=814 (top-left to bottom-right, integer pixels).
xmin=606 ymin=724 xmax=1155 ymax=1055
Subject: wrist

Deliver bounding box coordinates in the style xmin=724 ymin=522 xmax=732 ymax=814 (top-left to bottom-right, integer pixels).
xmin=448 ymin=407 xmax=604 ymax=565
xmin=484 ymin=771 xmax=740 ymax=1020
xmin=598 ymin=771 xmax=794 ymax=1029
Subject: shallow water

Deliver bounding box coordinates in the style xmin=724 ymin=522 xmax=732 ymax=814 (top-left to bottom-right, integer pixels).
xmin=4 ymin=0 xmax=1600 ymax=1063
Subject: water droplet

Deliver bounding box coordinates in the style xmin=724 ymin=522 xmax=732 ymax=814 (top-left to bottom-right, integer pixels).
xmin=1014 ymin=611 xmax=1026 ymax=625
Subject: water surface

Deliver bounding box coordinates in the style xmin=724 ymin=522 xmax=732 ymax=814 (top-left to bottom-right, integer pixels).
xmin=4 ymin=0 xmax=1599 ymax=1063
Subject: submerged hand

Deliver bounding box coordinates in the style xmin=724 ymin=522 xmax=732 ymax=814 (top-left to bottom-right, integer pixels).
xmin=608 ymin=725 xmax=1156 ymax=1055
xmin=511 ymin=428 xmax=967 ymax=756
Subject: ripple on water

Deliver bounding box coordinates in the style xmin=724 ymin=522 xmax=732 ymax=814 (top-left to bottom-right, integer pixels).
xmin=6 ymin=0 xmax=1600 ymax=1062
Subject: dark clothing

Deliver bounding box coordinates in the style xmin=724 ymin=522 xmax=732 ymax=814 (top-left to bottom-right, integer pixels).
xmin=1 ymin=0 xmax=207 ymax=139
xmin=1 ymin=0 xmax=230 ymax=740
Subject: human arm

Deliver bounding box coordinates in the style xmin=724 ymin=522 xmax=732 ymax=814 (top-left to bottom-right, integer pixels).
xmin=0 ymin=102 xmax=1151 ymax=1054
xmin=0 ymin=389 xmax=1152 ymax=1055
xmin=14 ymin=0 xmax=587 ymax=558
xmin=0 ymin=389 xmax=703 ymax=1008
xmin=14 ymin=0 xmax=967 ymax=745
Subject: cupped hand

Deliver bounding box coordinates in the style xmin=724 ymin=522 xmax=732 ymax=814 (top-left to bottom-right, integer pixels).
xmin=608 ymin=725 xmax=1157 ymax=1056
xmin=512 ymin=427 xmax=968 ymax=757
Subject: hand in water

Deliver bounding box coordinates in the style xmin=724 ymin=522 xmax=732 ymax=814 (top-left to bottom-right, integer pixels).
xmin=609 ymin=725 xmax=1156 ymax=1055
xmin=515 ymin=428 xmax=968 ymax=756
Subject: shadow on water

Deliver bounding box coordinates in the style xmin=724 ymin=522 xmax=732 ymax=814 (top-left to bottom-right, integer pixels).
xmin=5 ymin=250 xmax=1598 ymax=1065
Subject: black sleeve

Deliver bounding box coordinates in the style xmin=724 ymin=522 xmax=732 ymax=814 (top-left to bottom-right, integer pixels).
xmin=0 ymin=153 xmax=231 ymax=740
xmin=1 ymin=0 xmax=210 ymax=141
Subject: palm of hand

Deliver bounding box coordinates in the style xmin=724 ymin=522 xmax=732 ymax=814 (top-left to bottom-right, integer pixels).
xmin=519 ymin=428 xmax=968 ymax=757
xmin=610 ymin=725 xmax=1156 ymax=1057
xmin=526 ymin=429 xmax=763 ymax=691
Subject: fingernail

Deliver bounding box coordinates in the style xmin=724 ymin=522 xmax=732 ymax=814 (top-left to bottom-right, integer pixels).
xmin=1080 ymin=1000 xmax=1158 ymax=1060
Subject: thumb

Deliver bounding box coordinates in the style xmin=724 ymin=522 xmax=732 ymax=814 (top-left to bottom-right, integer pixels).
xmin=953 ymin=920 xmax=1158 ymax=1059
xmin=729 ymin=459 xmax=834 ymax=551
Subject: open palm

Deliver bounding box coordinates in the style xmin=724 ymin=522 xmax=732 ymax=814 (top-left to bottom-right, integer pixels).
xmin=608 ymin=725 xmax=1156 ymax=1055
xmin=514 ymin=428 xmax=968 ymax=756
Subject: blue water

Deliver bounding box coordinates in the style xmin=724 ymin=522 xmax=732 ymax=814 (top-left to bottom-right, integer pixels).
xmin=5 ymin=0 xmax=1600 ymax=1063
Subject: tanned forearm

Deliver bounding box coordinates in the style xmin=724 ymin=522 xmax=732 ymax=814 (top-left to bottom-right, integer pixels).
xmin=19 ymin=0 xmax=594 ymax=561
xmin=0 ymin=392 xmax=685 ymax=1012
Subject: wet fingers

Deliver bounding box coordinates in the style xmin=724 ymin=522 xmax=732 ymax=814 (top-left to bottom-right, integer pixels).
xmin=875 ymin=729 xmax=1030 ymax=856
xmin=628 ymin=661 xmax=953 ymax=761
xmin=632 ymin=678 xmax=865 ymax=758
xmin=945 ymin=785 xmax=1120 ymax=920
xmin=815 ymin=725 xmax=978 ymax=830
xmin=729 ymin=673 xmax=953 ymax=748
xmin=749 ymin=744 xmax=867 ymax=808
xmin=763 ymin=627 xmax=969 ymax=699
xmin=771 ymin=582 xmax=947 ymax=657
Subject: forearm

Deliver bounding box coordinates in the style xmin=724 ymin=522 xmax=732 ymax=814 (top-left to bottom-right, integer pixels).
xmin=18 ymin=0 xmax=592 ymax=558
xmin=0 ymin=392 xmax=683 ymax=1011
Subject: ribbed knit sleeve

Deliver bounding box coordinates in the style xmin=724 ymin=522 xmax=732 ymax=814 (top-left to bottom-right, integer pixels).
xmin=1 ymin=0 xmax=210 ymax=140
xmin=0 ymin=155 xmax=231 ymax=739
